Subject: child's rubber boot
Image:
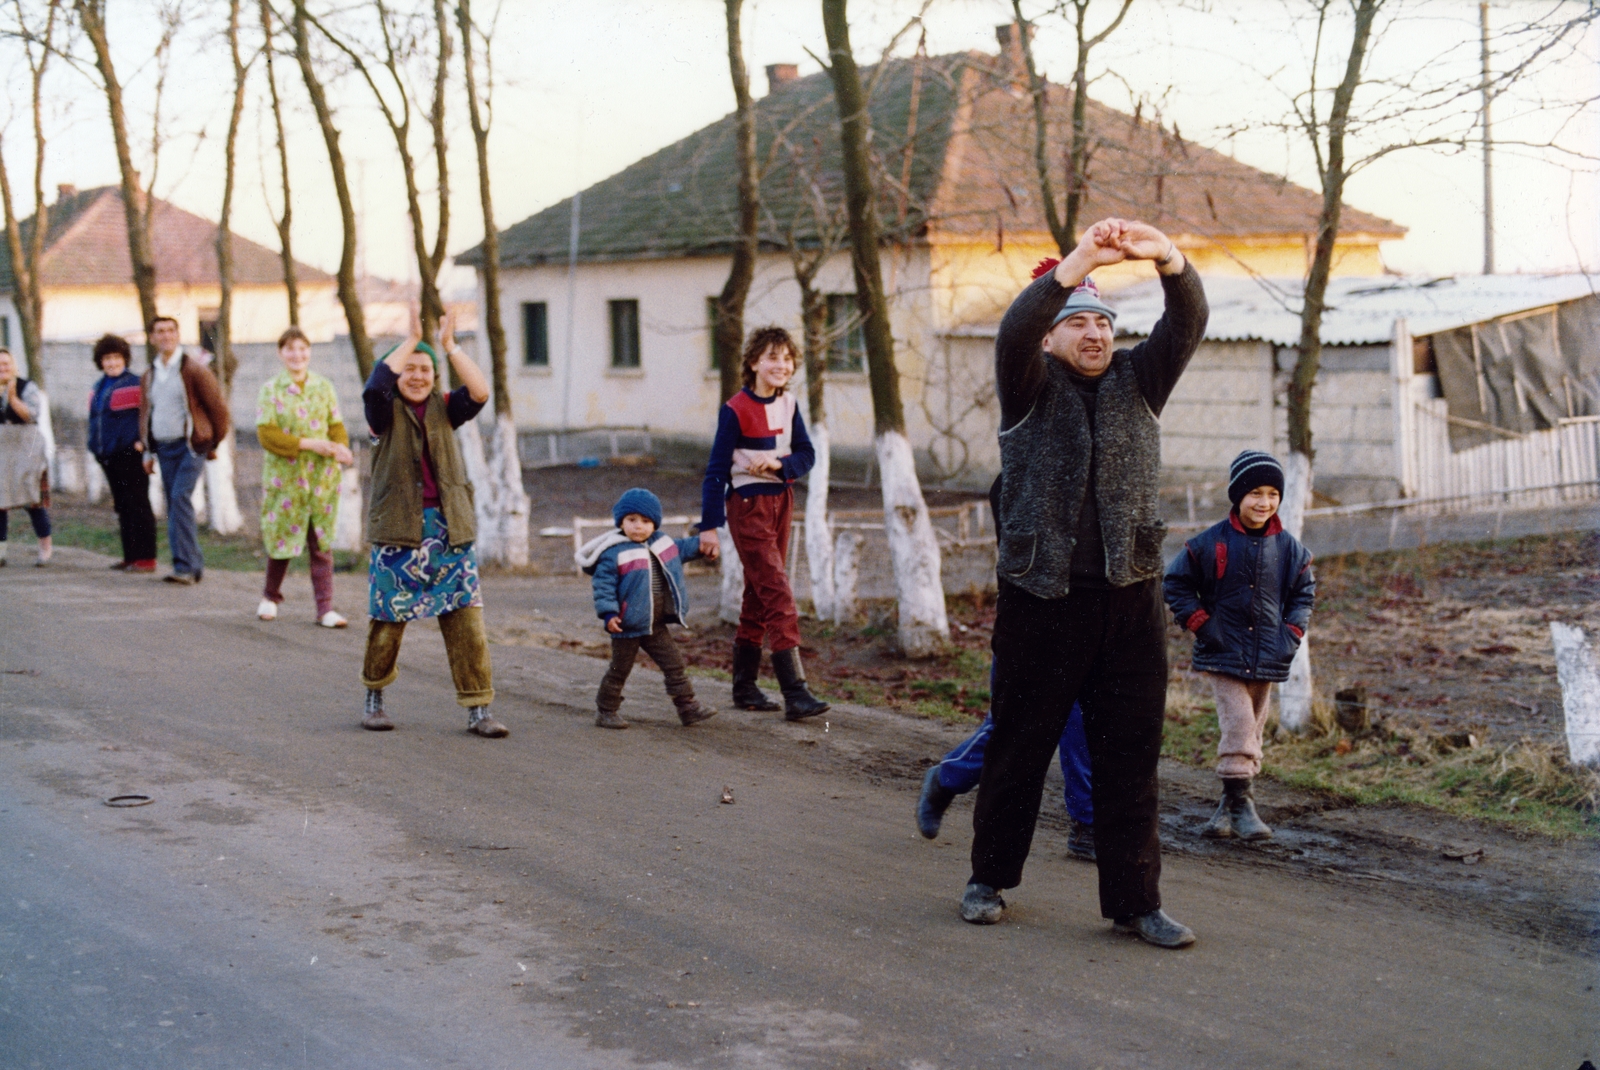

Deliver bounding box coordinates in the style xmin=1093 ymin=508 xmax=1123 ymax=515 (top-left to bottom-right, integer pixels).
xmin=1224 ymin=777 xmax=1272 ymax=840
xmin=1200 ymin=792 xmax=1233 ymax=838
xmin=362 ymin=688 xmax=394 ymax=731
xmin=675 ymin=697 xmax=718 ymax=726
xmin=467 ymin=706 xmax=510 ymax=738
xmin=594 ymin=706 xmax=629 ymax=730
xmin=916 ymin=766 xmax=955 ymax=839
xmin=730 ymin=642 xmax=780 ymax=711
xmin=771 ymin=647 xmax=829 ymax=721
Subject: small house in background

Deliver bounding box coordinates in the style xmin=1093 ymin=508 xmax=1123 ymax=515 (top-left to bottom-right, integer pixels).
xmin=0 ymin=184 xmax=353 ymax=433
xmin=460 ymin=29 xmax=1403 ymax=485
xmin=1103 ymin=273 xmax=1600 ymax=508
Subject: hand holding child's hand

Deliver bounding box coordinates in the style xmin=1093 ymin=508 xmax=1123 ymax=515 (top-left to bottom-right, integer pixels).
xmin=606 ymin=616 xmax=623 ymax=634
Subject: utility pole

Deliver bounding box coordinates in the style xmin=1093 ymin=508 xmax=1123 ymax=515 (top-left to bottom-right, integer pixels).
xmin=1480 ymin=1 xmax=1494 ymax=275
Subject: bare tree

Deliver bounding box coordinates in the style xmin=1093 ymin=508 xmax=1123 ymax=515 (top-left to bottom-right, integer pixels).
xmin=259 ymin=0 xmax=298 ymax=325
xmin=74 ymin=0 xmax=181 ymax=361
xmin=1011 ymin=0 xmax=1133 ymax=254
xmin=0 ymin=0 xmax=60 ymax=384
xmin=308 ymin=0 xmax=451 ymax=341
xmin=203 ymin=0 xmax=252 ymax=536
xmin=712 ymin=0 xmax=760 ymax=405
xmin=456 ymin=0 xmax=528 ymax=566
xmin=821 ymin=0 xmax=947 ymax=657
xmin=289 ymin=0 xmax=375 ymax=378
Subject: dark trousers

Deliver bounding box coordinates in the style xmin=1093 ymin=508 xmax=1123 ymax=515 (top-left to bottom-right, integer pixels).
xmin=97 ymin=447 xmax=157 ymax=563
xmin=597 ymin=625 xmax=697 ymax=714
xmin=264 ymin=524 xmax=335 ymax=616
xmin=971 ymin=578 xmax=1168 ymax=919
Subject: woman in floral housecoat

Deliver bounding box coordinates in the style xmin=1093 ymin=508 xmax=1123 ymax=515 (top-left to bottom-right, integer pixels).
xmin=255 ymin=325 xmax=353 ymax=627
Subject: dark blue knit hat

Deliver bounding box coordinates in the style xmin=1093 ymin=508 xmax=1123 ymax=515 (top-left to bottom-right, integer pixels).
xmin=612 ymin=487 xmax=663 ymax=528
xmin=1228 ymin=450 xmax=1285 ymax=506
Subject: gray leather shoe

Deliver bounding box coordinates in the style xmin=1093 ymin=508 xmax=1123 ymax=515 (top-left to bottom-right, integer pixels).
xmin=1113 ymin=909 xmax=1196 ymax=948
xmin=467 ymin=707 xmax=509 ymax=738
xmin=594 ymin=708 xmax=629 ymax=730
xmin=916 ymin=766 xmax=955 ymax=839
xmin=361 ymin=689 xmax=394 ymax=731
xmin=1066 ymin=819 xmax=1096 ymax=862
xmin=959 ymin=882 xmax=1005 ymax=925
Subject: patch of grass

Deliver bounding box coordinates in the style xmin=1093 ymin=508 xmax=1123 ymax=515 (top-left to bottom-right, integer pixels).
xmin=41 ymin=509 xmax=363 ymax=573
xmin=1162 ymin=675 xmax=1599 ymax=839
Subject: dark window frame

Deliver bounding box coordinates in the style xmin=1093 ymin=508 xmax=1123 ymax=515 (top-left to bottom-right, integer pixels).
xmin=609 ymin=299 xmax=641 ymax=369
xmin=522 ymin=301 xmax=549 ymax=367
xmin=825 ymin=293 xmax=866 ymax=373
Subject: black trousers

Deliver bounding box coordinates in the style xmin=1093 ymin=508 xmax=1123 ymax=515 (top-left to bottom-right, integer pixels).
xmin=971 ymin=578 xmax=1168 ymax=919
xmin=98 ymin=447 xmax=157 ymax=563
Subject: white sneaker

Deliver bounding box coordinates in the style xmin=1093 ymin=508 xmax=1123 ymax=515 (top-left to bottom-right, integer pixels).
xmin=318 ymin=611 xmax=349 ymax=629
xmin=257 ymin=599 xmax=278 ymax=621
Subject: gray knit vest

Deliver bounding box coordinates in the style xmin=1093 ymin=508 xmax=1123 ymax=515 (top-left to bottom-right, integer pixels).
xmin=995 ymin=352 xmax=1167 ymax=599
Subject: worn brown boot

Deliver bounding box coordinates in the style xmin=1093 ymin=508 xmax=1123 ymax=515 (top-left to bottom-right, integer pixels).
xmin=675 ymin=699 xmax=718 ymax=726
xmin=595 ymin=707 xmax=629 ymax=730
xmin=467 ymin=707 xmax=509 ymax=738
xmin=361 ymin=689 xmax=394 ymax=731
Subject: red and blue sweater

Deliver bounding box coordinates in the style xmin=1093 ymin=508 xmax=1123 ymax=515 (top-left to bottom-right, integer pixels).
xmin=699 ymin=388 xmax=815 ymax=530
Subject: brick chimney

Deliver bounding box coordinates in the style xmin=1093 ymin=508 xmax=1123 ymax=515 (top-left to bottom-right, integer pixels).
xmin=766 ymin=63 xmax=799 ymax=93
xmin=994 ymin=23 xmax=1033 ymax=88
xmin=55 ymin=183 xmax=77 ymax=202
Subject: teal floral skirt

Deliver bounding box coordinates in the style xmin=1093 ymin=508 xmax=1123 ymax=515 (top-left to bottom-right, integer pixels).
xmin=368 ymin=507 xmax=483 ymax=622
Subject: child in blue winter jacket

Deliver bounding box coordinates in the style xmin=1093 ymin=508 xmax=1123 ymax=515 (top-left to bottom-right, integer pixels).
xmin=1164 ymin=450 xmax=1315 ymax=841
xmin=577 ymin=488 xmax=716 ymax=730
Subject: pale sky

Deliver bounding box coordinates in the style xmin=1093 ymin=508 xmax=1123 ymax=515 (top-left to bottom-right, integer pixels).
xmin=8 ymin=0 xmax=1598 ymax=296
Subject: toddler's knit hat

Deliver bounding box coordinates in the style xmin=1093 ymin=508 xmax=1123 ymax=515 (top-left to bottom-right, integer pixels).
xmin=1050 ymin=276 xmax=1118 ymax=328
xmin=613 ymin=487 xmax=663 ymax=528
xmin=1228 ymin=450 xmax=1285 ymax=506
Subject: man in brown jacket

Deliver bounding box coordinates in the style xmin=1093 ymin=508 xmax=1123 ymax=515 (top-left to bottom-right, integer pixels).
xmin=139 ymin=316 xmax=230 ymax=584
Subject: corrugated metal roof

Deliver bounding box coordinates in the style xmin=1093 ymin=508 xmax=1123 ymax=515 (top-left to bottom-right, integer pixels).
xmin=1107 ymin=273 xmax=1600 ymax=346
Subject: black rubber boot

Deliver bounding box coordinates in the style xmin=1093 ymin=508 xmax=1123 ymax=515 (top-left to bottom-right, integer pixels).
xmin=1225 ymin=777 xmax=1273 ymax=840
xmin=771 ymin=647 xmax=829 ymax=721
xmin=730 ymin=642 xmax=780 ymax=711
xmin=1200 ymin=793 xmax=1233 ymax=839
xmin=916 ymin=766 xmax=955 ymax=839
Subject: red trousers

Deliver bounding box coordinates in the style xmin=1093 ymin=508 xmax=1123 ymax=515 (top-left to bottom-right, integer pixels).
xmin=726 ymin=488 xmax=802 ymax=652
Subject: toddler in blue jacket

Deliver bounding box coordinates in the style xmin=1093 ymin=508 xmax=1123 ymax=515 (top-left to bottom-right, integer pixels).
xmin=1164 ymin=450 xmax=1315 ymax=841
xmin=576 ymin=488 xmax=716 ymax=730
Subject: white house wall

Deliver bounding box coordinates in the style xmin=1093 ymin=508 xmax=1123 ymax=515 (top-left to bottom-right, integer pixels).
xmin=486 ymin=247 xmax=943 ymax=469
xmin=37 ymin=283 xmax=343 ymax=346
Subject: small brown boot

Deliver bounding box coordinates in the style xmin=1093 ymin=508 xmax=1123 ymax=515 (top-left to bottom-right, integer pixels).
xmin=361 ymin=689 xmax=394 ymax=731
xmin=595 ymin=707 xmax=629 ymax=730
xmin=676 ymin=699 xmax=718 ymax=726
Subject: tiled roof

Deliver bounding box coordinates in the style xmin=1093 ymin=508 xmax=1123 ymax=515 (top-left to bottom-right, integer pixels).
xmin=0 ymin=185 xmax=331 ymax=293
xmin=463 ymin=48 xmax=1402 ymax=268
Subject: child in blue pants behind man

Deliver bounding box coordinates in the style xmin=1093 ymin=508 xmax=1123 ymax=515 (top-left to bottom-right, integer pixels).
xmin=917 ymin=686 xmax=1095 ymax=861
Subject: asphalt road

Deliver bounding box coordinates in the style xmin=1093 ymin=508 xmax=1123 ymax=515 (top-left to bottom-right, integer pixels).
xmin=1 ymin=552 xmax=1595 ymax=1069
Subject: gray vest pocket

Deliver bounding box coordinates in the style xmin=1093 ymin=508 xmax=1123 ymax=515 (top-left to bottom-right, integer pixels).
xmin=1131 ymin=521 xmax=1167 ymax=576
xmin=998 ymin=532 xmax=1037 ymax=577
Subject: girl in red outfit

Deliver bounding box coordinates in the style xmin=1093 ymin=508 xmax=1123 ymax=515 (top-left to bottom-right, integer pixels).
xmin=699 ymin=327 xmax=828 ymax=720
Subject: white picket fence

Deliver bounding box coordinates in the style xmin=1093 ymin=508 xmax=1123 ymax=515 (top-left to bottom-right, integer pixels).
xmin=1403 ymin=401 xmax=1599 ymax=510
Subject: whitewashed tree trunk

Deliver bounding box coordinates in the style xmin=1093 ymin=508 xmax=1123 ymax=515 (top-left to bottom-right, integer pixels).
xmin=149 ymin=461 xmax=166 ymax=519
xmin=1550 ymin=622 xmax=1600 ymax=769
xmin=86 ymin=453 xmax=108 ymax=503
xmin=803 ymin=421 xmax=835 ymax=620
xmin=332 ymin=461 xmax=364 ymax=551
xmin=455 ymin=418 xmax=497 ymax=562
xmin=1277 ymin=451 xmax=1314 ymax=732
xmin=717 ymin=524 xmax=744 ymax=625
xmin=832 ymin=529 xmax=863 ymax=625
xmin=205 ymin=433 xmax=244 ymax=534
xmin=876 ymin=430 xmax=947 ymax=657
xmin=486 ymin=414 xmax=530 ymax=566
xmin=191 ymin=466 xmax=209 ymax=526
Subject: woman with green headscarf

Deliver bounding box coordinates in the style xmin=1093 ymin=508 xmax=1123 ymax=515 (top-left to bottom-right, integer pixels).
xmin=357 ymin=309 xmax=508 ymax=739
